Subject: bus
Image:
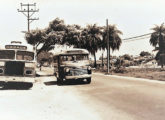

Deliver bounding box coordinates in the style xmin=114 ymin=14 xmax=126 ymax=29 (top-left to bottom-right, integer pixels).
xmin=53 ymin=49 xmax=92 ymax=85
xmin=0 ymin=41 xmax=36 ymax=89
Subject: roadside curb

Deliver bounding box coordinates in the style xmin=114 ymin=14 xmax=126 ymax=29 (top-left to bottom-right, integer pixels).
xmin=93 ymin=72 xmax=165 ymax=84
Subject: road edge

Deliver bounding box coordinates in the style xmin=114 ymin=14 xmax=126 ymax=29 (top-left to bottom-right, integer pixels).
xmin=93 ymin=72 xmax=165 ymax=84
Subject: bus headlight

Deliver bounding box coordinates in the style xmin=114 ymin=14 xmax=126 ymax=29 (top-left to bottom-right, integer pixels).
xmin=65 ymin=68 xmax=70 ymax=73
xmin=0 ymin=67 xmax=4 ymax=74
xmin=87 ymin=66 xmax=92 ymax=74
xmin=87 ymin=66 xmax=91 ymax=70
xmin=24 ymin=69 xmax=34 ymax=76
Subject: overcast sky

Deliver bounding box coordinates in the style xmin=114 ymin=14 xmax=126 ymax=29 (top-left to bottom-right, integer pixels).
xmin=0 ymin=0 xmax=164 ymax=56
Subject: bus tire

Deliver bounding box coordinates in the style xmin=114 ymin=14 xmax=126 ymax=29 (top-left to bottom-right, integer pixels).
xmin=86 ymin=78 xmax=91 ymax=84
xmin=57 ymin=78 xmax=63 ymax=85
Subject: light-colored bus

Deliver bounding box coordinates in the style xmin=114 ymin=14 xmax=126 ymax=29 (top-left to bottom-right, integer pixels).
xmin=53 ymin=49 xmax=92 ymax=85
xmin=0 ymin=41 xmax=36 ymax=88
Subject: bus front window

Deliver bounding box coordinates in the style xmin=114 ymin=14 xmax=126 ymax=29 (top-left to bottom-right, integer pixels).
xmin=16 ymin=51 xmax=34 ymax=61
xmin=61 ymin=54 xmax=89 ymax=61
xmin=0 ymin=50 xmax=15 ymax=59
xmin=76 ymin=54 xmax=89 ymax=60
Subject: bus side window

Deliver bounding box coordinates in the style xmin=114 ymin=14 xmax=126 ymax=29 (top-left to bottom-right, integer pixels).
xmin=66 ymin=56 xmax=68 ymax=61
xmin=72 ymin=56 xmax=76 ymax=61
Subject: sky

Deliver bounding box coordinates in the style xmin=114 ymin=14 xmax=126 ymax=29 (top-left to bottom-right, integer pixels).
xmin=0 ymin=0 xmax=164 ymax=57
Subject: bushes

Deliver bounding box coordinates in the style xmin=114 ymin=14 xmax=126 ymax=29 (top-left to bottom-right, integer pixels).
xmin=113 ymin=67 xmax=127 ymax=73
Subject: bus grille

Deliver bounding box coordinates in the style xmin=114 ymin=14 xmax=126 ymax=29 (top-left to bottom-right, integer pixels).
xmin=69 ymin=68 xmax=88 ymax=76
xmin=5 ymin=61 xmax=25 ymax=76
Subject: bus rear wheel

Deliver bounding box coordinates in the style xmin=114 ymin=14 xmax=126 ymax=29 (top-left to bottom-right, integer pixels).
xmin=86 ymin=78 xmax=91 ymax=84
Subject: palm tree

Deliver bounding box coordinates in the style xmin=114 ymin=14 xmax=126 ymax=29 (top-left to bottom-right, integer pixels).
xmin=150 ymin=23 xmax=165 ymax=68
xmin=101 ymin=25 xmax=122 ymax=68
xmin=102 ymin=25 xmax=122 ymax=51
xmin=80 ymin=24 xmax=103 ymax=67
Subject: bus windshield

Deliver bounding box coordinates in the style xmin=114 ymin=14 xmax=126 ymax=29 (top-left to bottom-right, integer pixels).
xmin=0 ymin=50 xmax=15 ymax=59
xmin=16 ymin=51 xmax=34 ymax=61
xmin=61 ymin=54 xmax=89 ymax=61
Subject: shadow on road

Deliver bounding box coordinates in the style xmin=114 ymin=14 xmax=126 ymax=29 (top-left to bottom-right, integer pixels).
xmin=62 ymin=80 xmax=88 ymax=86
xmin=44 ymin=81 xmax=57 ymax=85
xmin=36 ymin=74 xmax=54 ymax=77
xmin=0 ymin=81 xmax=33 ymax=90
xmin=44 ymin=79 xmax=88 ymax=86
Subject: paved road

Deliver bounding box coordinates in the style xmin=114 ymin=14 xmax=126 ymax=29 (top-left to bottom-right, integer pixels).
xmin=78 ymin=73 xmax=165 ymax=120
xmin=0 ymin=72 xmax=165 ymax=120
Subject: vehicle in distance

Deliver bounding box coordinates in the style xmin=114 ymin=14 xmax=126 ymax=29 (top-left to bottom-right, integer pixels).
xmin=53 ymin=49 xmax=92 ymax=85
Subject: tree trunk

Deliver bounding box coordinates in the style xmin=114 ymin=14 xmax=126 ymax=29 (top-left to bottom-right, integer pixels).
xmin=36 ymin=42 xmax=40 ymax=49
xmin=94 ymin=52 xmax=97 ymax=68
xmin=102 ymin=53 xmax=104 ymax=69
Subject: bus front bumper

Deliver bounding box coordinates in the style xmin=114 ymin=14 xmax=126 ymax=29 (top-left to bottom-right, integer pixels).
xmin=0 ymin=76 xmax=35 ymax=83
xmin=65 ymin=74 xmax=91 ymax=80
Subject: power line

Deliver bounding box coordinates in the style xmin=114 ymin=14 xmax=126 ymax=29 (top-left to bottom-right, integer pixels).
xmin=97 ymin=33 xmax=152 ymax=47
xmin=122 ymin=33 xmax=152 ymax=41
xmin=97 ymin=34 xmax=151 ymax=48
xmin=123 ymin=36 xmax=150 ymax=42
xmin=17 ymin=3 xmax=39 ymax=32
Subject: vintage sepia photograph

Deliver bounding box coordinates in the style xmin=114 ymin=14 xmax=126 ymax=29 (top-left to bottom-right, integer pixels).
xmin=0 ymin=0 xmax=165 ymax=120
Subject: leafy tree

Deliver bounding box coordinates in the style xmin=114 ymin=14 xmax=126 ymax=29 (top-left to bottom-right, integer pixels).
xmin=140 ymin=51 xmax=151 ymax=57
xmin=37 ymin=51 xmax=53 ymax=64
xmin=122 ymin=54 xmax=132 ymax=60
xmin=150 ymin=23 xmax=165 ymax=67
xmin=25 ymin=18 xmax=66 ymax=55
xmin=114 ymin=58 xmax=124 ymax=68
xmin=47 ymin=18 xmax=67 ymax=33
xmin=25 ymin=29 xmax=46 ymax=50
xmin=62 ymin=24 xmax=82 ymax=47
xmin=25 ymin=18 xmax=122 ymax=69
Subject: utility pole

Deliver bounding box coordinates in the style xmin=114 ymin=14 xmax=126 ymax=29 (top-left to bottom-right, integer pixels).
xmin=106 ymin=19 xmax=110 ymax=74
xmin=159 ymin=29 xmax=165 ymax=68
xmin=17 ymin=3 xmax=39 ymax=33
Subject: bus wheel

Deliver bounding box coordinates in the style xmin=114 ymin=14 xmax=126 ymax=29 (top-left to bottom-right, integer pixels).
xmin=86 ymin=78 xmax=91 ymax=84
xmin=57 ymin=78 xmax=63 ymax=85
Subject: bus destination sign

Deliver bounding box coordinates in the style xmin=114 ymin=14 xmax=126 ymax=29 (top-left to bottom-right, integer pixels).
xmin=5 ymin=45 xmax=27 ymax=50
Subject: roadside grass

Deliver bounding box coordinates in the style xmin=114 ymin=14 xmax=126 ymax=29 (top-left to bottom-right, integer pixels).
xmin=94 ymin=68 xmax=165 ymax=81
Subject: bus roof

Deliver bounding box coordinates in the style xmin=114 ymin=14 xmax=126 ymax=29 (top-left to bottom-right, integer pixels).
xmin=53 ymin=49 xmax=89 ymax=56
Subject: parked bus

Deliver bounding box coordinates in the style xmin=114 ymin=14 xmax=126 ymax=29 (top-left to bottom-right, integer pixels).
xmin=53 ymin=49 xmax=92 ymax=85
xmin=0 ymin=41 xmax=36 ymax=89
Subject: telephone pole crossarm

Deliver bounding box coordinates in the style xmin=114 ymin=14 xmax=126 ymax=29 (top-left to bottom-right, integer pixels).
xmin=20 ymin=3 xmax=37 ymax=6
xmin=17 ymin=10 xmax=39 ymax=12
xmin=29 ymin=18 xmax=39 ymax=23
xmin=17 ymin=3 xmax=39 ymax=32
